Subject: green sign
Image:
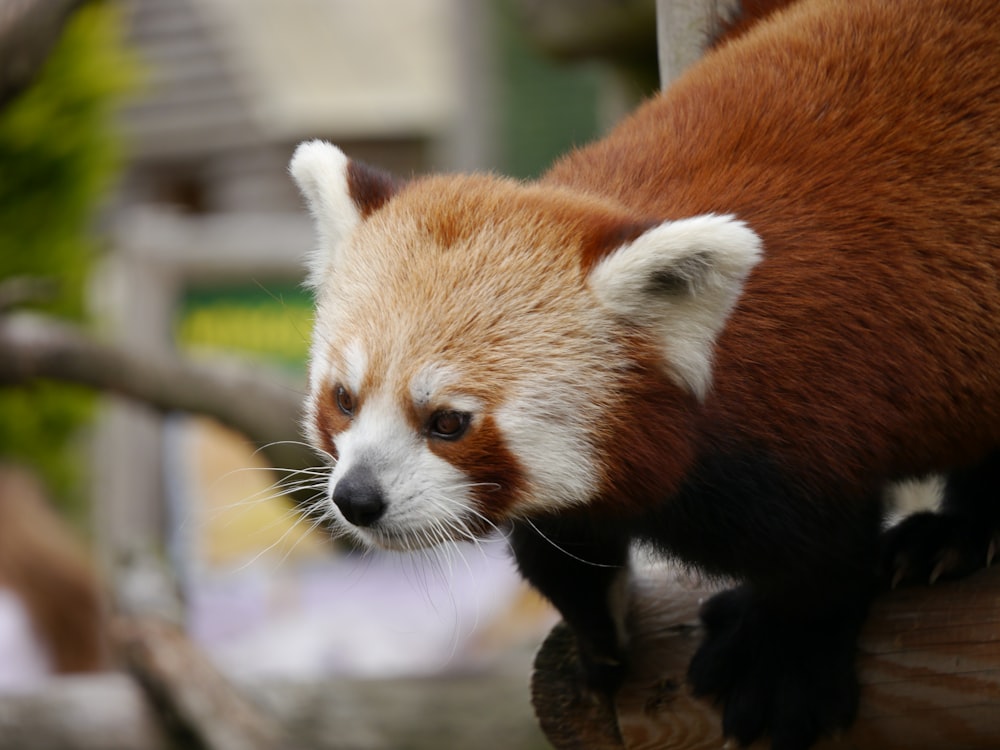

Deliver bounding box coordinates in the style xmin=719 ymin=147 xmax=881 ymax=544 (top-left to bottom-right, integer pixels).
xmin=175 ymin=281 xmax=313 ymax=372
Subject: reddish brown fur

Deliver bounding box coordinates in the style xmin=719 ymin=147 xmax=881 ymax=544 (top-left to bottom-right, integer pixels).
xmin=545 ymin=0 xmax=1000 ymax=512
xmin=314 ymin=396 xmax=347 ymax=460
xmin=428 ymin=414 xmax=527 ymax=526
xmin=347 ymin=160 xmax=400 ymax=218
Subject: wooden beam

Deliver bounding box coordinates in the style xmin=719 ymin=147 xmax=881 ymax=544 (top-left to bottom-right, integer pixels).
xmin=653 ymin=0 xmax=714 ymax=86
xmin=0 ymin=638 xmax=549 ymax=750
xmin=532 ymin=564 xmax=1000 ymax=749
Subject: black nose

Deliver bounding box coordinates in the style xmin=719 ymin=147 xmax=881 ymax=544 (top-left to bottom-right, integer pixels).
xmin=331 ymin=464 xmax=386 ymax=527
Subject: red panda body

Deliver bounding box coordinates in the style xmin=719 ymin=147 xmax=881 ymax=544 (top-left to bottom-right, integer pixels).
xmin=290 ymin=1 xmax=1000 ymax=747
xmin=544 ymin=0 xmax=1000 ymax=576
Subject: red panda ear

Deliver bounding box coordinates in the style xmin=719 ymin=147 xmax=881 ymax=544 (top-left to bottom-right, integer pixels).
xmin=587 ymin=214 xmax=763 ymax=400
xmin=289 ymin=140 xmax=401 ymax=288
xmin=346 ymin=160 xmax=401 ymax=219
xmin=580 ymin=219 xmax=660 ymax=274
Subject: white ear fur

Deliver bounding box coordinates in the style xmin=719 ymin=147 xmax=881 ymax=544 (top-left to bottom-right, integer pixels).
xmin=289 ymin=140 xmax=361 ymax=288
xmin=588 ymin=214 xmax=763 ymax=400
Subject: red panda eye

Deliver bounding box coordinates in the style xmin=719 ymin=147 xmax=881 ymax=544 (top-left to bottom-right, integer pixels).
xmin=428 ymin=410 xmax=470 ymax=441
xmin=335 ymin=385 xmax=356 ymax=417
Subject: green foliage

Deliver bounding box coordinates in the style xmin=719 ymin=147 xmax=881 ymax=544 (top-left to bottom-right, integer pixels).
xmin=0 ymin=3 xmax=135 ymax=506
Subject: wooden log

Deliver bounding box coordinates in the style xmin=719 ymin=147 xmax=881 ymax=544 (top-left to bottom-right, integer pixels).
xmin=0 ymin=673 xmax=171 ymax=750
xmin=0 ymin=660 xmax=549 ymax=750
xmin=532 ymin=564 xmax=1000 ymax=749
xmin=242 ymin=667 xmax=551 ymax=750
xmin=113 ymin=614 xmax=288 ymax=750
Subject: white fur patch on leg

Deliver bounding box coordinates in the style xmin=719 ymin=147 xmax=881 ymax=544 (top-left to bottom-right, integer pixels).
xmin=607 ymin=565 xmax=633 ymax=653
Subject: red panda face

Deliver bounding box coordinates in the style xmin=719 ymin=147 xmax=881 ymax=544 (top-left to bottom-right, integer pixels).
xmin=291 ymin=141 xmax=762 ymax=550
xmin=300 ymin=176 xmax=629 ymax=550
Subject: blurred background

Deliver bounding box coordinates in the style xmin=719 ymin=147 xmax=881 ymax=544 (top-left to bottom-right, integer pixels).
xmin=0 ymin=0 xmax=660 ymax=746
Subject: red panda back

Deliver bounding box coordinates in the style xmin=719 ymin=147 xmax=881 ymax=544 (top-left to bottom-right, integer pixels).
xmin=547 ymin=0 xmax=1000 ymax=493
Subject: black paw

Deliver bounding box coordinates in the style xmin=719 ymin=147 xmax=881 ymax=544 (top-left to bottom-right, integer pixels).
xmin=688 ymin=587 xmax=861 ymax=750
xmin=577 ymin=644 xmax=628 ymax=695
xmin=881 ymin=511 xmax=999 ymax=589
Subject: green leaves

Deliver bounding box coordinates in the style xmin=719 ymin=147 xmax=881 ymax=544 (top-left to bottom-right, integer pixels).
xmin=0 ymin=3 xmax=136 ymax=510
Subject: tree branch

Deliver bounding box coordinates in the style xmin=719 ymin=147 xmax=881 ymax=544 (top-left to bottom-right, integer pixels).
xmin=532 ymin=565 xmax=1000 ymax=749
xmin=0 ymin=313 xmax=313 ymax=475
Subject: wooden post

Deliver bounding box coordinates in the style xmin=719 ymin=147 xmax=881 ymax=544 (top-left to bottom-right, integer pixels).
xmin=532 ymin=565 xmax=1000 ymax=749
xmin=90 ymin=208 xmax=312 ymax=586
xmin=654 ymin=0 xmax=736 ymax=86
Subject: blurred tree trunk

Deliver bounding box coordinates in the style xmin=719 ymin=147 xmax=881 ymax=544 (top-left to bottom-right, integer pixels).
xmin=0 ymin=313 xmax=313 ymax=476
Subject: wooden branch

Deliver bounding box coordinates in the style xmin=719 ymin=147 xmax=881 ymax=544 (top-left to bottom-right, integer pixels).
xmin=0 ymin=276 xmax=59 ymax=312
xmin=0 ymin=673 xmax=172 ymax=750
xmin=114 ymin=615 xmax=288 ymax=750
xmin=0 ymin=670 xmax=549 ymax=750
xmin=532 ymin=565 xmax=1000 ymax=749
xmin=0 ymin=313 xmax=312 ymax=474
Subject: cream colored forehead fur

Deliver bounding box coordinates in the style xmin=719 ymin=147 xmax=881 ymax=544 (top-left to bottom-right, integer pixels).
xmin=312 ymin=172 xmax=627 ymax=422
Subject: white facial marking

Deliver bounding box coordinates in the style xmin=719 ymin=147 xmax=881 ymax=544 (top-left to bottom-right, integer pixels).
xmin=304 ymin=340 xmax=332 ymax=441
xmin=496 ymin=374 xmax=602 ymax=514
xmin=343 ymin=339 xmax=369 ymax=395
xmin=588 ymin=214 xmax=763 ymax=401
xmin=327 ymin=390 xmax=475 ymax=549
xmin=409 ymin=363 xmax=483 ymax=413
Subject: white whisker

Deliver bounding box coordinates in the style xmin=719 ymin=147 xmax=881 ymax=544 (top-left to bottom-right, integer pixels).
xmin=521 ymin=517 xmax=621 ymax=569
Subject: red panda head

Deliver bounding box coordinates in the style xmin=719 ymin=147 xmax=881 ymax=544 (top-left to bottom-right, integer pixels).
xmin=290 ymin=140 xmax=761 ymax=550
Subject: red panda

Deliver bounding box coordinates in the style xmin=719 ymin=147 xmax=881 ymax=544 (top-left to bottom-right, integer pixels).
xmin=289 ymin=0 xmax=1000 ymax=747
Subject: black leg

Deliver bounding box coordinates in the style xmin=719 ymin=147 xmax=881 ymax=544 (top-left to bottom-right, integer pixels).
xmin=688 ymin=583 xmax=871 ymax=750
xmin=509 ymin=516 xmax=631 ymax=692
xmin=667 ymin=458 xmax=882 ymax=750
xmin=882 ymin=450 xmax=1000 ymax=587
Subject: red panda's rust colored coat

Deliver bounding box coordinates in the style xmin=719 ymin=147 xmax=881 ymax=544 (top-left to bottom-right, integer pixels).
xmin=291 ymin=0 xmax=1000 ymax=747
xmin=546 ymin=0 xmax=1000 ymax=520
